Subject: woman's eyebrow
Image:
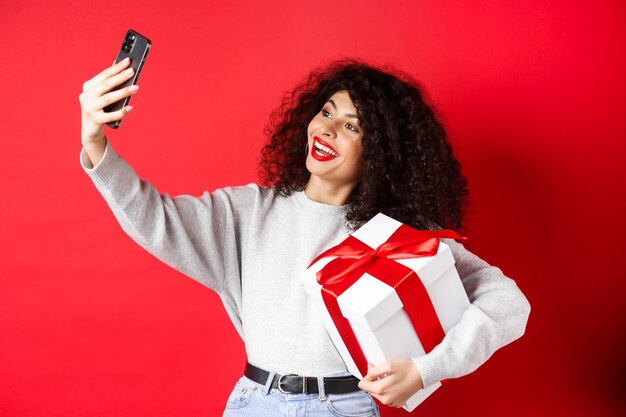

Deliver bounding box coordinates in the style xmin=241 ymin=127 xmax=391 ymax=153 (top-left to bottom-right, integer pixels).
xmin=328 ymin=99 xmax=359 ymax=121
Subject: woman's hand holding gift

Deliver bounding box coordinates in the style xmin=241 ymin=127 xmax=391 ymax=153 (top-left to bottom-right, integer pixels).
xmin=358 ymin=359 xmax=424 ymax=408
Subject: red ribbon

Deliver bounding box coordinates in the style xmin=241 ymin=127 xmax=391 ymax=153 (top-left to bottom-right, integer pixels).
xmin=310 ymin=223 xmax=464 ymax=376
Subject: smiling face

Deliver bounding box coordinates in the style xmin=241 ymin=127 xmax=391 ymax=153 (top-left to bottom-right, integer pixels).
xmin=305 ymin=90 xmax=364 ymax=195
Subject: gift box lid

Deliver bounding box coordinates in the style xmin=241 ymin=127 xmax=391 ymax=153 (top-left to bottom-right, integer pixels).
xmin=351 ymin=213 xmax=456 ymax=287
xmin=351 ymin=213 xmax=402 ymax=248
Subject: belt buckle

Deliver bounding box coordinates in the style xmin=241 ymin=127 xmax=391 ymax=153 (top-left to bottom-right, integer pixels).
xmin=277 ymin=374 xmax=308 ymax=394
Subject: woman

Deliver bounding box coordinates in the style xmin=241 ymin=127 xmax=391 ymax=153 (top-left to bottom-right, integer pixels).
xmin=79 ymin=58 xmax=530 ymax=416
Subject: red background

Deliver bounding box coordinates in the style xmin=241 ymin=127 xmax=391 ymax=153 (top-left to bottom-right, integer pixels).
xmin=1 ymin=1 xmax=625 ymax=416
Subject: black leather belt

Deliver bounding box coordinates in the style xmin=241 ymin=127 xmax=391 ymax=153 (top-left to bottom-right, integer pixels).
xmin=244 ymin=362 xmax=360 ymax=395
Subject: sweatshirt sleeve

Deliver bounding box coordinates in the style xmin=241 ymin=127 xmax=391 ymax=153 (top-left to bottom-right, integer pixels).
xmin=80 ymin=141 xmax=247 ymax=294
xmin=412 ymin=238 xmax=531 ymax=389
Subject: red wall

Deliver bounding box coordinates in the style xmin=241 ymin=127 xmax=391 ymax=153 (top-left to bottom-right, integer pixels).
xmin=1 ymin=1 xmax=624 ymax=416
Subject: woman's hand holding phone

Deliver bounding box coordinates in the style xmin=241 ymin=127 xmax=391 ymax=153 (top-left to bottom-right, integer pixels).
xmin=78 ymin=58 xmax=139 ymax=166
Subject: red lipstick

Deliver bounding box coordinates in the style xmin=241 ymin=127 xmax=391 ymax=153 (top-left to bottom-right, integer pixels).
xmin=311 ymin=137 xmax=339 ymax=161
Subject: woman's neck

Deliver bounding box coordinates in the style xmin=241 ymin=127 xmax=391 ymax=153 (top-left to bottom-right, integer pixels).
xmin=304 ymin=177 xmax=357 ymax=206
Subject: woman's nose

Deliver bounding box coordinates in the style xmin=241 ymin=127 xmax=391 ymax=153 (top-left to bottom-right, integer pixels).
xmin=320 ymin=123 xmax=336 ymax=137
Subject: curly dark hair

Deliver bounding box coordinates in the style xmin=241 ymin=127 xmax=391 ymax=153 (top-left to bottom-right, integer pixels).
xmin=259 ymin=58 xmax=470 ymax=232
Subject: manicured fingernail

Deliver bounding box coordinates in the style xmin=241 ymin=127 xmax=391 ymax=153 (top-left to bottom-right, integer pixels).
xmin=128 ymin=85 xmax=139 ymax=92
xmin=126 ymin=106 xmax=134 ymax=112
xmin=124 ymin=68 xmax=133 ymax=74
xmin=122 ymin=57 xmax=130 ymax=63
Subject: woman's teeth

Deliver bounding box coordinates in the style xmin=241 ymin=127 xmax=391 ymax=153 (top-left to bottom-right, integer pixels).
xmin=314 ymin=142 xmax=338 ymax=157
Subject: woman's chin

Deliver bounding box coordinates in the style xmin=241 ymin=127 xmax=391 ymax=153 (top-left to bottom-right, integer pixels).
xmin=305 ymin=158 xmax=324 ymax=176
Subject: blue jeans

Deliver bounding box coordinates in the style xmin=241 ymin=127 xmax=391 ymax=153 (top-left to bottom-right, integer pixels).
xmin=222 ymin=375 xmax=380 ymax=417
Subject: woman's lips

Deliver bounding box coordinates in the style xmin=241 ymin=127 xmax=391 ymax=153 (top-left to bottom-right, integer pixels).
xmin=311 ymin=137 xmax=339 ymax=161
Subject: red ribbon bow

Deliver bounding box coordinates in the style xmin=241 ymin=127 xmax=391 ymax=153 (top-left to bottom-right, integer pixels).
xmin=309 ymin=223 xmax=464 ymax=376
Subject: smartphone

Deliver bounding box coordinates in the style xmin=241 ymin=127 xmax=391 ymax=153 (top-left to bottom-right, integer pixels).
xmin=104 ymin=29 xmax=151 ymax=128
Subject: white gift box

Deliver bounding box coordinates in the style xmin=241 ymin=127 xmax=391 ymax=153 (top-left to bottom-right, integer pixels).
xmin=301 ymin=213 xmax=470 ymax=411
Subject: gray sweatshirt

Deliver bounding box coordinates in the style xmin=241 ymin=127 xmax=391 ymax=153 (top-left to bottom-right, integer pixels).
xmin=81 ymin=143 xmax=530 ymax=389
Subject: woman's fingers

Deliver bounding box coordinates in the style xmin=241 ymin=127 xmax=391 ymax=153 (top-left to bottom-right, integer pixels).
xmin=81 ymin=80 xmax=138 ymax=117
xmin=79 ymin=59 xmax=139 ymax=138
xmin=364 ymin=362 xmax=392 ymax=380
xmin=88 ymin=66 xmax=135 ymax=99
xmin=95 ymin=84 xmax=139 ymax=111
xmin=80 ymin=65 xmax=137 ymax=117
xmin=89 ymin=105 xmax=134 ymax=125
xmin=82 ymin=58 xmax=131 ymax=92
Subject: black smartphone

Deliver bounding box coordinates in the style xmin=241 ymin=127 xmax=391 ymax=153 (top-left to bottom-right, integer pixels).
xmin=104 ymin=29 xmax=151 ymax=129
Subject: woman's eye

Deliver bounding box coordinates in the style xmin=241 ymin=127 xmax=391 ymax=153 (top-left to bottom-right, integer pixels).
xmin=346 ymin=123 xmax=359 ymax=133
xmin=321 ymin=109 xmax=331 ymax=117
